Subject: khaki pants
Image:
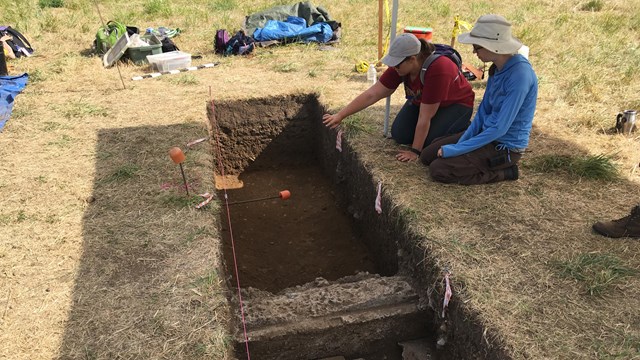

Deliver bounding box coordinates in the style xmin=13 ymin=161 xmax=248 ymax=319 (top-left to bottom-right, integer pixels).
xmin=420 ymin=132 xmax=523 ymax=185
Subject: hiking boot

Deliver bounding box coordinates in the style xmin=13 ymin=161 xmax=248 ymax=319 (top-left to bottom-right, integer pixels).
xmin=592 ymin=205 xmax=640 ymax=238
xmin=503 ymin=165 xmax=519 ymax=181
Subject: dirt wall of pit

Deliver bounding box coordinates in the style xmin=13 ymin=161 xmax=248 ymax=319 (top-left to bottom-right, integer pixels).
xmin=209 ymin=94 xmax=324 ymax=176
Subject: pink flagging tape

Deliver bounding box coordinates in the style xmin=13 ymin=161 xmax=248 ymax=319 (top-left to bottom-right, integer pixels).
xmin=374 ymin=181 xmax=382 ymax=214
xmin=336 ymin=129 xmax=343 ymax=152
xmin=187 ymin=137 xmax=208 ymax=148
xmin=195 ymin=192 xmax=214 ymax=209
xmin=442 ymin=271 xmax=452 ymax=318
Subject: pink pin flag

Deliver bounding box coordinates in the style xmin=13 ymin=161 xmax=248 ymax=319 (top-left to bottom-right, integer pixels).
xmin=442 ymin=271 xmax=452 ymax=318
xmin=374 ymin=181 xmax=382 ymax=214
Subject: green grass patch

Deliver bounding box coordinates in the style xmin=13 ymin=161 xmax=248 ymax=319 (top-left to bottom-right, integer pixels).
xmin=160 ymin=193 xmax=201 ymax=207
xmin=41 ymin=12 xmax=62 ymax=33
xmin=592 ymin=332 xmax=640 ymax=360
xmin=565 ymin=73 xmax=597 ymax=104
xmin=16 ymin=210 xmax=27 ymax=223
xmin=526 ymin=154 xmax=618 ymax=181
xmin=42 ymin=121 xmax=62 ymax=131
xmin=47 ymin=134 xmax=74 ymax=148
xmin=168 ymin=74 xmax=199 ymax=85
xmin=192 ymin=269 xmax=219 ymax=288
xmin=38 ymin=0 xmax=64 ymax=8
xmin=599 ymin=12 xmax=624 ymax=34
xmin=103 ymin=164 xmax=141 ymax=183
xmin=208 ymin=0 xmax=236 ymax=12
xmin=552 ymin=253 xmax=637 ymax=296
xmin=62 ymin=101 xmax=109 ymax=119
xmin=185 ymin=226 xmax=212 ymax=243
xmin=342 ymin=113 xmax=375 ymax=136
xmin=273 ymin=62 xmax=300 ymax=73
xmin=143 ymin=0 xmax=172 ymax=17
xmin=27 ymin=69 xmax=46 ymax=83
xmin=569 ymin=155 xmax=619 ymax=180
xmin=581 ymin=0 xmax=603 ymax=12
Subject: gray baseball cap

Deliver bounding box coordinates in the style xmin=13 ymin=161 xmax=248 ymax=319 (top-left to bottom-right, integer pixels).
xmin=381 ymin=33 xmax=421 ymax=67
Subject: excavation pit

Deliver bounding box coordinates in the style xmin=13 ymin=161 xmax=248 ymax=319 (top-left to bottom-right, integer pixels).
xmin=209 ymin=94 xmax=435 ymax=359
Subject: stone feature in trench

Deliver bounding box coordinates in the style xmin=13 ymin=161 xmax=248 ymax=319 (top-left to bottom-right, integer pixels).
xmin=208 ymin=94 xmax=436 ymax=360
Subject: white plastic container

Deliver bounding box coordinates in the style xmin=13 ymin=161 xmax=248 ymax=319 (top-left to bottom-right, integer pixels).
xmin=146 ymin=51 xmax=192 ymax=72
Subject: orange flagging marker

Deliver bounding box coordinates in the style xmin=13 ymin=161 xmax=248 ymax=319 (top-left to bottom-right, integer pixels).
xmin=169 ymin=147 xmax=189 ymax=195
xmin=279 ymin=190 xmax=291 ymax=200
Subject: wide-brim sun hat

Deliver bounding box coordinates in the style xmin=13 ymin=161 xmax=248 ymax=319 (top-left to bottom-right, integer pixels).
xmin=381 ymin=33 xmax=421 ymax=67
xmin=458 ymin=14 xmax=523 ymax=54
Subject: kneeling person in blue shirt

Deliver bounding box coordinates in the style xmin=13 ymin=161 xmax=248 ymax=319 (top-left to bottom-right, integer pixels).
xmin=420 ymin=14 xmax=538 ymax=185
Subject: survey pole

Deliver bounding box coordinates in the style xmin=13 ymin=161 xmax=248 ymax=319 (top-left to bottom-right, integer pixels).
xmin=383 ymin=0 xmax=399 ymax=137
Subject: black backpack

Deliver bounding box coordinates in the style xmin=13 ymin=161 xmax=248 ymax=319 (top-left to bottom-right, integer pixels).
xmin=419 ymin=44 xmax=464 ymax=85
xmin=161 ymin=37 xmax=179 ymax=52
xmin=0 ymin=26 xmax=34 ymax=58
xmin=224 ymin=30 xmax=254 ymax=56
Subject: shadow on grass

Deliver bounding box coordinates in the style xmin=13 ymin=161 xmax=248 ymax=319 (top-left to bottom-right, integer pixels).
xmin=58 ymin=123 xmax=230 ymax=359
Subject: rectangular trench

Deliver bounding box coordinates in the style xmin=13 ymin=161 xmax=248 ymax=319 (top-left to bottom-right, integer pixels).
xmin=208 ymin=94 xmax=439 ymax=360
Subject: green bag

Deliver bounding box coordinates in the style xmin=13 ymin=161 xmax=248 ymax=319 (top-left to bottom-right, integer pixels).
xmin=95 ymin=20 xmax=127 ymax=54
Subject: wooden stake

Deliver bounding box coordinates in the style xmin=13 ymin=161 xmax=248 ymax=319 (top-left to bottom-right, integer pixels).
xmin=377 ymin=0 xmax=383 ymax=66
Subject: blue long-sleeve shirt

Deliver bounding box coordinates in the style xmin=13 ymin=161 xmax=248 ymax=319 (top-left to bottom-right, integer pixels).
xmin=441 ymin=54 xmax=538 ymax=158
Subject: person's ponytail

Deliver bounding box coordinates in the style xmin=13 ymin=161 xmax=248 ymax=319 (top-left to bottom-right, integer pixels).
xmin=417 ymin=39 xmax=435 ymax=62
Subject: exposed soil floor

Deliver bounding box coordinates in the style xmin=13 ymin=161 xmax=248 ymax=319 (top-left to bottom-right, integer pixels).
xmin=220 ymin=163 xmax=379 ymax=293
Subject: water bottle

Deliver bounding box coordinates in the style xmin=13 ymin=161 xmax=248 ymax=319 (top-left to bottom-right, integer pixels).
xmin=367 ymin=64 xmax=377 ymax=84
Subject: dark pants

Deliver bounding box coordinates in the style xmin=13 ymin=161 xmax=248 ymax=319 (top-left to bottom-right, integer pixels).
xmin=420 ymin=132 xmax=523 ymax=185
xmin=391 ymin=101 xmax=472 ymax=148
xmin=0 ymin=50 xmax=7 ymax=76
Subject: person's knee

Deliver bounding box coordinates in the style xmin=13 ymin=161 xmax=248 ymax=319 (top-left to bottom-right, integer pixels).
xmin=391 ymin=124 xmax=412 ymax=145
xmin=420 ymin=148 xmax=437 ymax=165
xmin=429 ymin=159 xmax=456 ymax=183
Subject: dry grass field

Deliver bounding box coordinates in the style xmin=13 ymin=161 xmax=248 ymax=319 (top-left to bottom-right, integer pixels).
xmin=1 ymin=0 xmax=639 ymax=359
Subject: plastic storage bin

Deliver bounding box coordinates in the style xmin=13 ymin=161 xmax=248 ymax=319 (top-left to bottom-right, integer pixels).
xmin=403 ymin=26 xmax=433 ymax=41
xmin=126 ymin=35 xmax=162 ymax=65
xmin=146 ymin=51 xmax=192 ymax=72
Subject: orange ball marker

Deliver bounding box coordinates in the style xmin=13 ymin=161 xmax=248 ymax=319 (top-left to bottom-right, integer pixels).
xmin=169 ymin=147 xmax=189 ymax=195
xmin=279 ymin=190 xmax=291 ymax=200
xmin=169 ymin=147 xmax=186 ymax=164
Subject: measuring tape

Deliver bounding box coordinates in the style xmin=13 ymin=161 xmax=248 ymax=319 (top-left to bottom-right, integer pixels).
xmin=131 ymin=63 xmax=219 ymax=81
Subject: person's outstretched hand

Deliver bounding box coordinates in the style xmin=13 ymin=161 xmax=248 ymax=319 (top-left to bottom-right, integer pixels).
xmin=396 ymin=150 xmax=418 ymax=162
xmin=322 ymin=113 xmax=343 ymax=129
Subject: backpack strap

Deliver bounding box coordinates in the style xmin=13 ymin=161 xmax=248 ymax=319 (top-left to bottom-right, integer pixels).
xmin=419 ymin=48 xmax=465 ymax=86
xmin=5 ymin=27 xmax=33 ymax=51
xmin=419 ymin=53 xmax=441 ymax=86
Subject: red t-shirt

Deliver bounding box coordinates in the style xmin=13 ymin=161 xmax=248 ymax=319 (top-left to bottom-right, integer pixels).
xmin=379 ymin=56 xmax=474 ymax=108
